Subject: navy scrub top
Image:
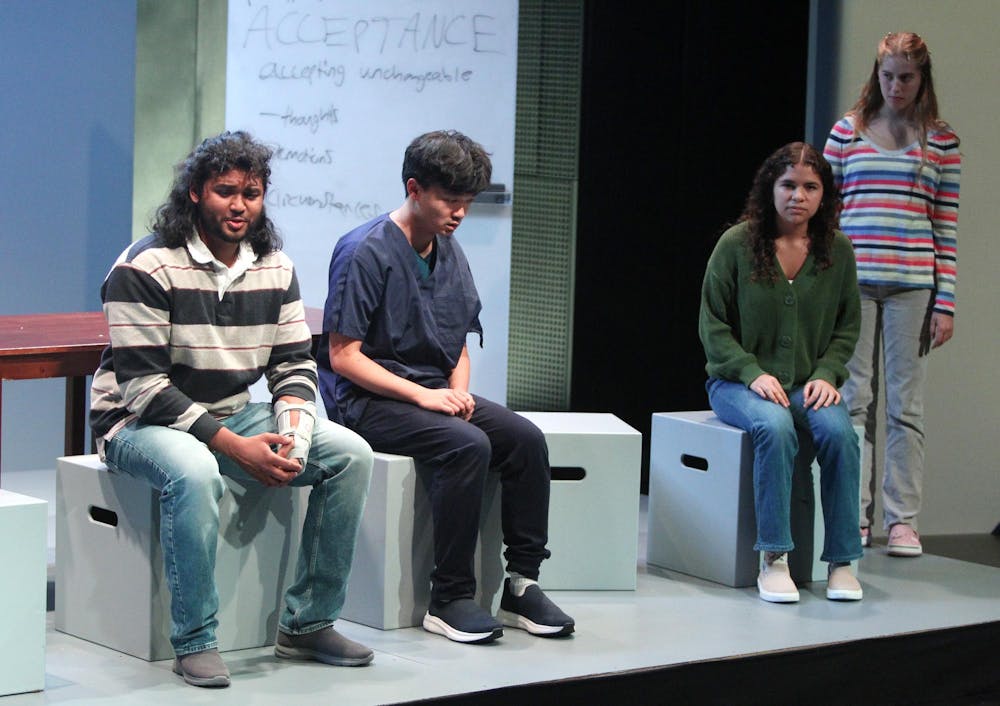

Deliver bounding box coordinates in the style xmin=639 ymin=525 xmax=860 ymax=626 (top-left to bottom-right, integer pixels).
xmin=319 ymin=213 xmax=483 ymax=426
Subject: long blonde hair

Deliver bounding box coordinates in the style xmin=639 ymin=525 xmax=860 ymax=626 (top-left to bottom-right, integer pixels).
xmin=849 ymin=32 xmax=958 ymax=153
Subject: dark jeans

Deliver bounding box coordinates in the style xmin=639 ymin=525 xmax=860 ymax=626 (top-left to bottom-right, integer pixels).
xmin=354 ymin=395 xmax=551 ymax=603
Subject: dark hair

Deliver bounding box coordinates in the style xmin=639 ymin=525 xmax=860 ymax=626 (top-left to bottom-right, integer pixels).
xmin=401 ymin=130 xmax=492 ymax=196
xmin=152 ymin=130 xmax=281 ymax=257
xmin=739 ymin=142 xmax=841 ymax=283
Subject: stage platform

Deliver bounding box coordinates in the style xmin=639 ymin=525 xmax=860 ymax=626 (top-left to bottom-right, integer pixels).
xmin=5 ymin=498 xmax=999 ymax=706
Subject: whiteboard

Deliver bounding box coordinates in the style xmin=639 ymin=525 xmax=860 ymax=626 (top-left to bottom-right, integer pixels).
xmin=225 ymin=0 xmax=518 ymax=403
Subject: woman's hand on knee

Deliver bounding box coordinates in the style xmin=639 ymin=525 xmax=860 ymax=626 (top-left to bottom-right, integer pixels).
xmin=803 ymin=379 xmax=840 ymax=409
xmin=750 ymin=374 xmax=790 ymax=407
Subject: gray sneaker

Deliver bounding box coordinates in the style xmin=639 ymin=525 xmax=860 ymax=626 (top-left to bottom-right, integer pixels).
xmin=172 ymin=648 xmax=231 ymax=688
xmin=274 ymin=627 xmax=374 ymax=666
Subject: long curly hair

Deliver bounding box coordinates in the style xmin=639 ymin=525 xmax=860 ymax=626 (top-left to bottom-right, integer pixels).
xmin=152 ymin=131 xmax=282 ymax=257
xmin=849 ymin=32 xmax=957 ymax=152
xmin=739 ymin=142 xmax=841 ymax=283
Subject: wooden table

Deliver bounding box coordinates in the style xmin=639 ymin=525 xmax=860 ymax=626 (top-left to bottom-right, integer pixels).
xmin=0 ymin=308 xmax=324 ymax=481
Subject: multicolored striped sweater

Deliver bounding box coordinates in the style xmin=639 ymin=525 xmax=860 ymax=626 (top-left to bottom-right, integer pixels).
xmin=89 ymin=232 xmax=317 ymax=456
xmin=823 ymin=116 xmax=961 ymax=316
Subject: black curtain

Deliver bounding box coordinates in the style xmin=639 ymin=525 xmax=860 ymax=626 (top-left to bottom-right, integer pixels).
xmin=573 ymin=1 xmax=811 ymax=492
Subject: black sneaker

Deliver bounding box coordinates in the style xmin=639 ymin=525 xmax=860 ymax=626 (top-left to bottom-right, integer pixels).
xmin=423 ymin=598 xmax=503 ymax=644
xmin=497 ymin=579 xmax=575 ymax=637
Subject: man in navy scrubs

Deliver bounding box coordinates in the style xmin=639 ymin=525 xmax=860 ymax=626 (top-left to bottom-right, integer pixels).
xmin=318 ymin=130 xmax=574 ymax=644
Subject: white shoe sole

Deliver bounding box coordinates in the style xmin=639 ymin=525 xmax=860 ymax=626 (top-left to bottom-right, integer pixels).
xmin=422 ymin=613 xmax=502 ymax=644
xmin=827 ymin=587 xmax=864 ymax=601
xmin=887 ymin=544 xmax=922 ymax=557
xmin=497 ymin=608 xmax=573 ymax=636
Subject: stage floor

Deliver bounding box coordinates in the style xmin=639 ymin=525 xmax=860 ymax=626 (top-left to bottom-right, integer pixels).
xmin=5 ymin=499 xmax=1000 ymax=705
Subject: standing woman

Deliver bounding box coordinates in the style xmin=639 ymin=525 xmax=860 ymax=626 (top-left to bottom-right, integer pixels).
xmin=700 ymin=142 xmax=863 ymax=603
xmin=824 ymin=33 xmax=961 ymax=557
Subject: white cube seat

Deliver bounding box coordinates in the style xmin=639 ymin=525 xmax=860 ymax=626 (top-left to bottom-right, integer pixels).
xmin=517 ymin=412 xmax=642 ymax=590
xmin=0 ymin=490 xmax=47 ymax=696
xmin=646 ymin=411 xmax=860 ymax=587
xmin=341 ymin=412 xmax=642 ymax=630
xmin=55 ymin=454 xmax=307 ymax=661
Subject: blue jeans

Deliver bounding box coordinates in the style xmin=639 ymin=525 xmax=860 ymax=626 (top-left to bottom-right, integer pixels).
xmin=707 ymin=378 xmax=862 ymax=563
xmin=103 ymin=403 xmax=373 ymax=656
xmin=842 ymin=285 xmax=933 ymax=531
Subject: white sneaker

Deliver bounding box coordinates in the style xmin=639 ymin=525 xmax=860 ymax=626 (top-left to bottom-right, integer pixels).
xmin=826 ymin=564 xmax=863 ymax=601
xmin=757 ymin=553 xmax=799 ymax=603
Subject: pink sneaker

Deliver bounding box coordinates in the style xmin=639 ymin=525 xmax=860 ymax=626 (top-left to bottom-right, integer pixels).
xmin=826 ymin=564 xmax=863 ymax=601
xmin=860 ymin=527 xmax=871 ymax=548
xmin=887 ymin=523 xmax=922 ymax=557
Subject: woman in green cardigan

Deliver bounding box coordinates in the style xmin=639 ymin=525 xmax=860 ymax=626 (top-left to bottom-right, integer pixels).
xmin=699 ymin=142 xmax=864 ymax=603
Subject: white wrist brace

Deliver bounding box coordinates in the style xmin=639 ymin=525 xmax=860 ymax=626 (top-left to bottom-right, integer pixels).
xmin=274 ymin=400 xmax=316 ymax=462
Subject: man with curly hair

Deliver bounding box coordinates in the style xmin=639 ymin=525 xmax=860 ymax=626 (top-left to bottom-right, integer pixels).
xmin=90 ymin=131 xmax=375 ymax=687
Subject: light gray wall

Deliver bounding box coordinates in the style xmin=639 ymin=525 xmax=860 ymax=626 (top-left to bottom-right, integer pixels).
xmin=810 ymin=0 xmax=999 ymax=535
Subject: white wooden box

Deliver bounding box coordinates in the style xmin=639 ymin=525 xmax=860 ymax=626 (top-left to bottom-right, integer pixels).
xmin=55 ymin=455 xmax=307 ymax=661
xmin=0 ymin=490 xmax=47 ymax=695
xmin=647 ymin=411 xmax=860 ymax=587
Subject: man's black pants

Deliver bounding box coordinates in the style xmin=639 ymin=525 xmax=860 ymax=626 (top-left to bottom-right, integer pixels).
xmin=353 ymin=395 xmax=551 ymax=603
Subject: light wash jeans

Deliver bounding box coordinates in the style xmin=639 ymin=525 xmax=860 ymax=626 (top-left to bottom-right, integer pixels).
xmin=707 ymin=378 xmax=862 ymax=563
xmin=103 ymin=402 xmax=373 ymax=656
xmin=841 ymin=285 xmax=933 ymax=532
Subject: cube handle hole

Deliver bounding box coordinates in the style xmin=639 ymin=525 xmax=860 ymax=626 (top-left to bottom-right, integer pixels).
xmin=551 ymin=466 xmax=586 ymax=481
xmin=680 ymin=454 xmax=709 ymax=472
xmin=88 ymin=505 xmax=119 ymax=527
